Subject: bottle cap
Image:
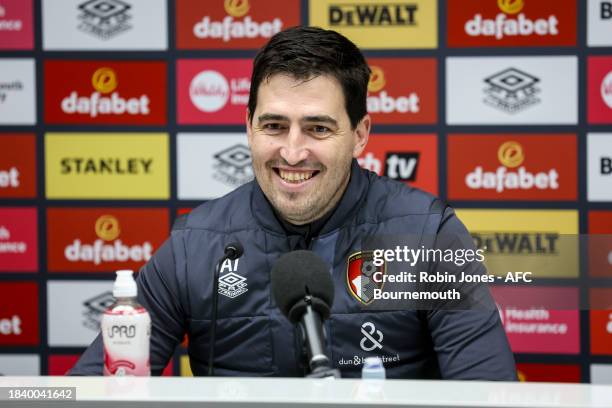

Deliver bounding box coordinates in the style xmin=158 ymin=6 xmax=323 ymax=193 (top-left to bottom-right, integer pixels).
xmin=113 ymin=270 xmax=137 ymax=298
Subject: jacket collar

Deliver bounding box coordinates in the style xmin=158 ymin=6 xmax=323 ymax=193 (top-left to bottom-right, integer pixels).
xmin=251 ymin=159 xmax=369 ymax=237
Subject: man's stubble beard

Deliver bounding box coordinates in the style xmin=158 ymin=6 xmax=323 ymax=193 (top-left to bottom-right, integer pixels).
xmin=252 ymin=157 xmax=353 ymax=225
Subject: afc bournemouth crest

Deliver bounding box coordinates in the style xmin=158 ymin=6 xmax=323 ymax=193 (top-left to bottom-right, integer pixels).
xmin=347 ymin=251 xmax=386 ymax=305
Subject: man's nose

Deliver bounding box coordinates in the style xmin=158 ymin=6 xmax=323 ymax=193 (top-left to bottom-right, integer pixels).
xmin=279 ymin=126 xmax=309 ymax=166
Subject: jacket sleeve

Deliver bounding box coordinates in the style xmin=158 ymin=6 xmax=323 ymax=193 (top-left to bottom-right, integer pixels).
xmin=425 ymin=206 xmax=518 ymax=381
xmin=69 ymin=235 xmax=186 ymax=376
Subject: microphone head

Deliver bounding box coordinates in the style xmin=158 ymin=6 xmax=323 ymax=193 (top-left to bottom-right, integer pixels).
xmin=271 ymin=250 xmax=334 ymax=324
xmin=225 ymin=242 xmax=243 ymax=260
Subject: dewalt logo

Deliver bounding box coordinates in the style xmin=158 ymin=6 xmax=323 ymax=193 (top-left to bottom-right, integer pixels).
xmin=329 ymin=3 xmax=418 ymax=26
xmin=310 ymin=0 xmax=437 ymax=49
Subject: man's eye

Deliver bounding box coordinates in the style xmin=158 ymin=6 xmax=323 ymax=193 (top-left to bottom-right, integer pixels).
xmin=311 ymin=125 xmax=331 ymax=136
xmin=261 ymin=123 xmax=286 ymax=134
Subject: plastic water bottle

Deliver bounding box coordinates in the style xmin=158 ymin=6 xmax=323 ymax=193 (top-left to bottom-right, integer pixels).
xmin=102 ymin=270 xmax=151 ymax=376
xmin=361 ymin=356 xmax=386 ymax=380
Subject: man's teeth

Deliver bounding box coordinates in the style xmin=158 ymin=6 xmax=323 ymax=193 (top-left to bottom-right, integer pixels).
xmin=278 ymin=169 xmax=315 ymax=182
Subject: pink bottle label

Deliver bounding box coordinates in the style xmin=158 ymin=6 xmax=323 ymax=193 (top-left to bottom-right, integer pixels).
xmin=102 ymin=305 xmax=151 ymax=376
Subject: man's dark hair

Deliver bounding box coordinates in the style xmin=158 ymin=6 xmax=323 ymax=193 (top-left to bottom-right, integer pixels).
xmin=248 ymin=26 xmax=371 ymax=129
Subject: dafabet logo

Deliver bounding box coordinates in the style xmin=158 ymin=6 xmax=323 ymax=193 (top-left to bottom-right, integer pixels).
xmin=310 ymin=0 xmax=437 ymax=49
xmin=177 ymin=0 xmax=299 ymax=49
xmin=0 ymin=134 xmax=36 ymax=198
xmin=45 ymin=133 xmax=169 ymax=199
xmin=358 ymin=134 xmax=438 ymax=195
xmin=0 ymin=282 xmax=38 ymax=345
xmin=47 ymin=208 xmax=168 ymax=272
xmin=448 ymin=134 xmax=576 ymax=200
xmin=448 ymin=0 xmax=576 ymax=47
xmin=44 ymin=61 xmax=166 ymax=125
xmin=590 ymin=288 xmax=612 ymax=355
xmin=366 ymin=59 xmax=436 ymax=124
xmin=177 ymin=59 xmax=251 ymax=124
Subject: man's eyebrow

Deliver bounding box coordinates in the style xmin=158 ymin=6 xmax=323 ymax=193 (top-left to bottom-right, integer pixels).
xmin=301 ymin=115 xmax=338 ymax=126
xmin=257 ymin=113 xmax=289 ymax=123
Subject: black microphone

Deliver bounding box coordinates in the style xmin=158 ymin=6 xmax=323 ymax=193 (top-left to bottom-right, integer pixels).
xmin=209 ymin=242 xmax=244 ymax=376
xmin=271 ymin=250 xmax=340 ymax=378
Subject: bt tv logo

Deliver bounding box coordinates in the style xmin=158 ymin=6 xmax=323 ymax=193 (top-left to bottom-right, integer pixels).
xmin=465 ymin=0 xmax=559 ymax=40
xmin=367 ymin=66 xmax=419 ymax=114
xmin=193 ymin=0 xmax=282 ymax=42
xmin=359 ymin=152 xmax=419 ymax=182
xmin=64 ymin=214 xmax=153 ymax=265
xmin=61 ymin=67 xmax=150 ymax=118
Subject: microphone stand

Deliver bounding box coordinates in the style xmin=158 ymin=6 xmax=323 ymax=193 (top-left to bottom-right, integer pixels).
xmin=300 ymin=295 xmax=341 ymax=379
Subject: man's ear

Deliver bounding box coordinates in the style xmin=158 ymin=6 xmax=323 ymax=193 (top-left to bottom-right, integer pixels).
xmin=352 ymin=114 xmax=371 ymax=158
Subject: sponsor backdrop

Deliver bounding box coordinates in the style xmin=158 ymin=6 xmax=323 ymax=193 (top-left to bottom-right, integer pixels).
xmin=0 ymin=0 xmax=611 ymax=382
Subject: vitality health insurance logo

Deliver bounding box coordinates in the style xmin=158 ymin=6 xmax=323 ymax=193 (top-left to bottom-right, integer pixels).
xmin=177 ymin=59 xmax=251 ymax=125
xmin=47 ymin=208 xmax=168 ymax=272
xmin=310 ymin=0 xmax=437 ymax=49
xmin=447 ymin=0 xmax=576 ymax=47
xmin=447 ymin=134 xmax=577 ymax=201
xmin=366 ymin=58 xmax=436 ymax=124
xmin=177 ymin=0 xmax=299 ymax=49
xmin=588 ymin=0 xmax=612 ymax=47
xmin=0 ymin=58 xmax=36 ymax=124
xmin=456 ymin=209 xmax=579 ymax=279
xmin=0 ymin=208 xmax=37 ymax=272
xmin=0 ymin=282 xmax=38 ymax=346
xmin=358 ymin=134 xmax=438 ymax=195
xmin=588 ymin=56 xmax=612 ymax=124
xmin=45 ymin=133 xmax=169 ymax=199
xmin=0 ymin=0 xmax=34 ymax=49
xmin=177 ymin=133 xmax=254 ymax=199
xmin=44 ymin=61 xmax=166 ymax=125
xmin=492 ymin=286 xmax=579 ymax=354
xmin=446 ymin=56 xmax=578 ymax=125
xmin=0 ymin=134 xmax=36 ymax=198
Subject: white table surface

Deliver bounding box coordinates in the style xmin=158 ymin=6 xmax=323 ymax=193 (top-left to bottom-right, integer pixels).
xmin=0 ymin=376 xmax=611 ymax=408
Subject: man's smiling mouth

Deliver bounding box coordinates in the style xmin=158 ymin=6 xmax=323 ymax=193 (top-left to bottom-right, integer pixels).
xmin=273 ymin=167 xmax=320 ymax=184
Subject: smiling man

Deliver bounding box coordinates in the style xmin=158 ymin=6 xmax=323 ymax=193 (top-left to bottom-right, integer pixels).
xmin=71 ymin=26 xmax=517 ymax=380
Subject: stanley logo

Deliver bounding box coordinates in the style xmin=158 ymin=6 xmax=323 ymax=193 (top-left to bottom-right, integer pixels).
xmin=497 ymin=141 xmax=524 ymax=168
xmin=91 ymin=68 xmax=118 ymax=94
xmin=95 ymin=215 xmax=120 ymax=242
xmin=329 ymin=3 xmax=418 ymax=26
xmin=224 ymin=0 xmax=250 ymax=17
xmin=498 ymin=0 xmax=524 ymax=15
xmin=368 ymin=66 xmax=386 ymax=93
